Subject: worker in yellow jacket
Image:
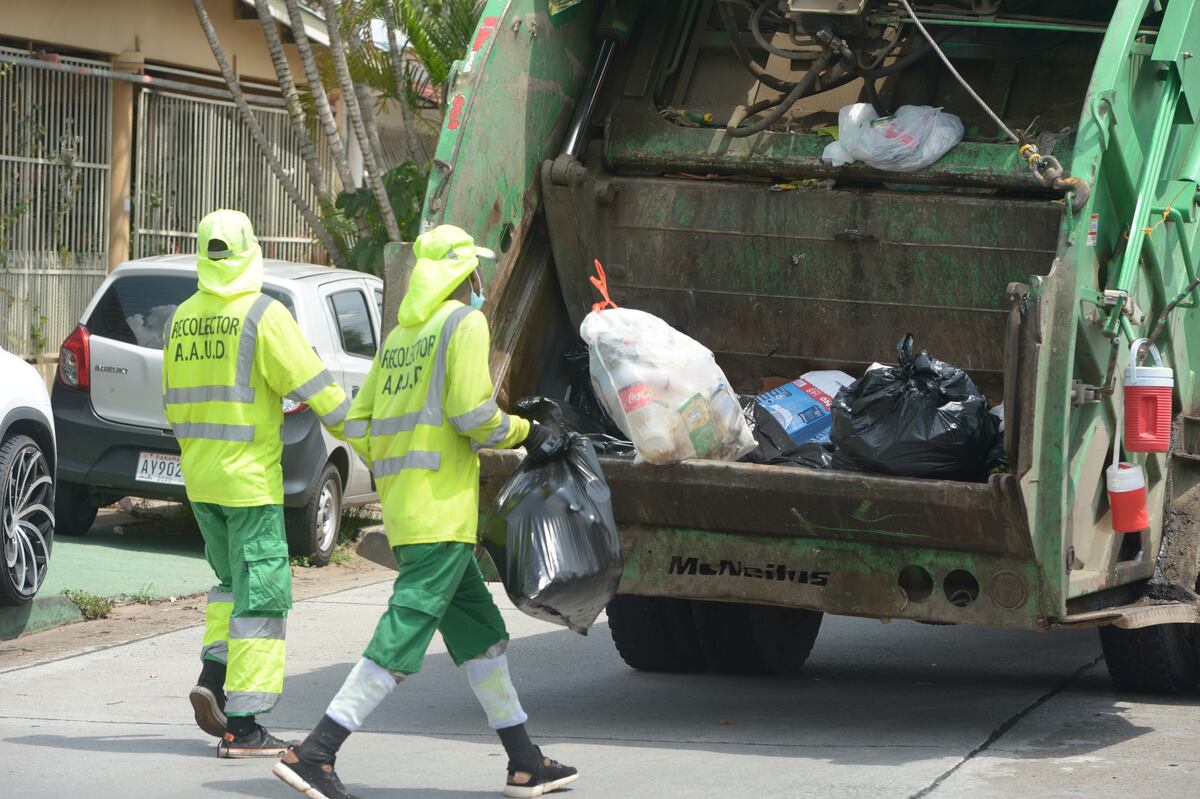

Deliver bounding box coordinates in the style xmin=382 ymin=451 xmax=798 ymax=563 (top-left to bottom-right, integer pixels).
xmin=274 ymin=225 xmax=577 ymax=799
xmin=163 ymin=209 xmax=349 ymax=758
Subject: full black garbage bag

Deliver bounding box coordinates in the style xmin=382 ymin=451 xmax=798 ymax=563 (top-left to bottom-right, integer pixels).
xmin=563 ymin=343 xmax=626 ymax=437
xmin=513 ymin=396 xmax=636 ymax=457
xmin=830 ymin=334 xmax=993 ymax=481
xmin=480 ymin=434 xmax=622 ymax=634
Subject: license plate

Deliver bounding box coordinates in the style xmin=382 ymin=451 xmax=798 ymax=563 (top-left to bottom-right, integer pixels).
xmin=135 ymin=452 xmax=184 ymax=485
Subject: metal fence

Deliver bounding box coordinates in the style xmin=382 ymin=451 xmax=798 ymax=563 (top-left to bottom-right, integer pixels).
xmin=134 ymin=89 xmax=332 ymax=264
xmin=0 ymin=47 xmax=111 ymax=358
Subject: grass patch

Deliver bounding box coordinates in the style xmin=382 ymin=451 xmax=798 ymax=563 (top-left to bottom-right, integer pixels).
xmin=125 ymin=582 xmax=159 ymax=604
xmin=290 ymin=554 xmax=313 ymax=568
xmin=63 ymin=589 xmax=116 ymax=620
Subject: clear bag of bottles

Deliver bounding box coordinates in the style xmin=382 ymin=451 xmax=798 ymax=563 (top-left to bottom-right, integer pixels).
xmin=580 ymin=307 xmax=755 ymax=465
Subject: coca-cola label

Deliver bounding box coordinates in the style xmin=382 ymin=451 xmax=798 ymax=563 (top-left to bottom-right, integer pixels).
xmin=795 ymin=379 xmax=835 ymax=411
xmin=619 ymin=383 xmax=652 ymax=413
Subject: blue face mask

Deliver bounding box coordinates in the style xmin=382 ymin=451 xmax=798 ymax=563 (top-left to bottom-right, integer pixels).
xmin=469 ymin=290 xmax=485 ymax=310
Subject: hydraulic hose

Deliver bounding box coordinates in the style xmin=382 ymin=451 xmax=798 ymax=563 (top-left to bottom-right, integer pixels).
xmin=750 ymin=1 xmax=815 ymax=60
xmin=726 ymin=48 xmax=835 ymax=138
xmin=718 ymin=0 xmax=798 ymax=92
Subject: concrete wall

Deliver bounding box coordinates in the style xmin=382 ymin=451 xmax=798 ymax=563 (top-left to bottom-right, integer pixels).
xmin=2 ymin=0 xmax=309 ymax=84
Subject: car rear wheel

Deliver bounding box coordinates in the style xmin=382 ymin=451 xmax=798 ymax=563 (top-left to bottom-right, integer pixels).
xmin=285 ymin=464 xmax=342 ymax=567
xmin=0 ymin=434 xmax=54 ymax=606
xmin=54 ymin=481 xmax=97 ymax=537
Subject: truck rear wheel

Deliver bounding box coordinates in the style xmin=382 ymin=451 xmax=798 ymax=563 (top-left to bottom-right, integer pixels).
xmin=607 ymin=595 xmax=706 ymax=672
xmin=1099 ymin=623 xmax=1200 ymax=694
xmin=692 ymin=601 xmax=823 ymax=676
xmin=749 ymin=605 xmax=823 ymax=675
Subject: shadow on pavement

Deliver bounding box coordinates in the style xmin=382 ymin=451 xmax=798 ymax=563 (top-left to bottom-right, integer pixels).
xmin=203 ymin=777 xmax=499 ymax=798
xmin=4 ymin=732 xmax=212 ymax=757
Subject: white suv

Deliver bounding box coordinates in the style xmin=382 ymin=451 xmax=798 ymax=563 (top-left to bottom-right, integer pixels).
xmin=0 ymin=345 xmax=56 ymax=606
xmin=51 ymin=256 xmax=381 ymax=566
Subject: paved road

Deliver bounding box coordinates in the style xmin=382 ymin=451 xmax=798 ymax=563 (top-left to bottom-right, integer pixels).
xmin=2 ymin=580 xmax=1197 ymax=798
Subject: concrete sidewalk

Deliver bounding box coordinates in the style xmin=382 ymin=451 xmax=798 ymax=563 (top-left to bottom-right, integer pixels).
xmin=3 ymin=579 xmax=1198 ymax=798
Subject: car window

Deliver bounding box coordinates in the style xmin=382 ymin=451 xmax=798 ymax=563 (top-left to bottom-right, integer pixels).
xmin=86 ymin=274 xmax=296 ymax=349
xmin=329 ymin=289 xmax=376 ymax=358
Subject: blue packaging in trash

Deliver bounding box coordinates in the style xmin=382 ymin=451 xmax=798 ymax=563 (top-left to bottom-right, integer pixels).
xmin=754 ymin=371 xmax=854 ymax=447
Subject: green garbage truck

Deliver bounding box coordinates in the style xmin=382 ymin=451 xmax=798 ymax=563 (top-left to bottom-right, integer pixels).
xmin=396 ymin=0 xmax=1200 ymax=692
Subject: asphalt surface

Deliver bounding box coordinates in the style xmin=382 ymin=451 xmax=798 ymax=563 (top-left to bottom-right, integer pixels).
xmin=2 ymin=580 xmax=1198 ymax=799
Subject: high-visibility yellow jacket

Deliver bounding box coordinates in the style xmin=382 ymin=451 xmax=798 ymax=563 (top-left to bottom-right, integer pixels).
xmin=342 ymin=258 xmax=529 ymax=547
xmin=162 ymin=210 xmax=349 ymax=507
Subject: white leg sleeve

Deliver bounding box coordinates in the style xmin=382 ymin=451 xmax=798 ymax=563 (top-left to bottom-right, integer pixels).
xmin=466 ymin=642 xmax=528 ymax=730
xmin=326 ymin=657 xmax=400 ymax=732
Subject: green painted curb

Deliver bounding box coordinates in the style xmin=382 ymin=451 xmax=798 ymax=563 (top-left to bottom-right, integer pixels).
xmin=0 ymin=594 xmax=84 ymax=640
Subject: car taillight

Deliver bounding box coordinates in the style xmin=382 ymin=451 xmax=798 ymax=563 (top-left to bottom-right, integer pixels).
xmin=282 ymin=398 xmax=309 ymax=415
xmin=59 ymin=324 xmax=91 ymax=391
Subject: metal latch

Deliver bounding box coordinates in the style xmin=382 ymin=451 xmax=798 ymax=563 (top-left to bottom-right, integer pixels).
xmin=1071 ymin=380 xmax=1102 ymax=406
xmin=1081 ymin=288 xmax=1145 ymax=326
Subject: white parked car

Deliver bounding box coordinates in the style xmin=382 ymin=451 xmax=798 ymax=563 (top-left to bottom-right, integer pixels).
xmin=0 ymin=345 xmax=56 ymax=606
xmin=51 ymin=256 xmax=382 ymax=565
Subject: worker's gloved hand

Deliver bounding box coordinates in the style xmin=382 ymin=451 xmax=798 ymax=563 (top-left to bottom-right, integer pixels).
xmin=522 ymin=422 xmax=566 ymax=464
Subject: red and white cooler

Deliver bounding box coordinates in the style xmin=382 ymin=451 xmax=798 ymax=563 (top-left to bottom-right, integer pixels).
xmin=1107 ymin=462 xmax=1149 ymax=533
xmin=1124 ymin=338 xmax=1173 ymax=453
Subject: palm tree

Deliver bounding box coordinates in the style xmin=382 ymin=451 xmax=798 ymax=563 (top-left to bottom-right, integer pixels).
xmin=322 ymin=0 xmax=402 ymax=242
xmin=190 ymin=0 xmax=345 ymax=263
xmin=383 ymin=5 xmax=426 ymax=165
xmin=282 ymin=0 xmax=358 ymax=193
xmin=252 ymin=0 xmax=333 ymax=208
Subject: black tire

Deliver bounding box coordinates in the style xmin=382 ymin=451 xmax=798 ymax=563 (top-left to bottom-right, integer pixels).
xmin=748 ymin=605 xmax=823 ymax=676
xmin=53 ymin=480 xmax=97 ymax=537
xmin=1099 ymin=623 xmax=1200 ymax=694
xmin=285 ymin=464 xmax=342 ymax=567
xmin=691 ymin=600 xmax=768 ymax=675
xmin=0 ymin=434 xmax=55 ymax=606
xmin=607 ymin=595 xmax=707 ymax=672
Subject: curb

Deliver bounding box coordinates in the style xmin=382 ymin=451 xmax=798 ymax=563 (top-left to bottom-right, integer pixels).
xmin=0 ymin=595 xmax=84 ymax=640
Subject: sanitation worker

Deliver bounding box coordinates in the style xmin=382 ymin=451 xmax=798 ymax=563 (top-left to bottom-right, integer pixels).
xmin=273 ymin=225 xmax=578 ymax=799
xmin=163 ymin=209 xmax=350 ymax=758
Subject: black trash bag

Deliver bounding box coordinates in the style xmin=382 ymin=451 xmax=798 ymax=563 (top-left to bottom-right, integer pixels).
xmin=830 ymin=334 xmax=992 ymax=481
xmin=513 ymin=396 xmax=636 ymax=457
xmin=738 ymin=396 xmax=835 ymax=469
xmin=563 ymin=343 xmax=625 ymax=437
xmin=480 ymin=434 xmax=622 ymax=634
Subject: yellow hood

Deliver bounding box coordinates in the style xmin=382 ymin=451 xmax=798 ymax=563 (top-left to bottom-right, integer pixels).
xmin=196 ymin=209 xmax=264 ymax=298
xmin=396 ymin=225 xmax=494 ymax=326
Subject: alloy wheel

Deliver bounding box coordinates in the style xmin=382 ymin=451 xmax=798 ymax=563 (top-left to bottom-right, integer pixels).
xmin=3 ymin=441 xmax=54 ymax=600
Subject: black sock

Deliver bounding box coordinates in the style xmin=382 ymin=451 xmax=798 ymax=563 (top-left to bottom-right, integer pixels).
xmin=226 ymin=715 xmax=257 ymax=737
xmin=198 ymin=659 xmax=226 ymax=690
xmin=497 ymin=724 xmax=540 ymax=773
xmin=296 ymin=715 xmax=352 ymax=764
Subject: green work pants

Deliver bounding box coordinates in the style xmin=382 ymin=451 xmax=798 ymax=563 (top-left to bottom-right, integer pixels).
xmin=194 ymin=502 xmax=292 ymax=717
xmin=364 ymin=542 xmax=508 ymax=675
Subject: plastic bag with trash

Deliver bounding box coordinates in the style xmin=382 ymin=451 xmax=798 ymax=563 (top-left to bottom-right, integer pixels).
xmin=479 ymin=434 xmax=622 ymax=634
xmin=821 ymin=104 xmax=964 ymax=172
xmin=830 ymin=334 xmax=995 ymax=481
xmin=580 ymin=307 xmax=756 ymax=465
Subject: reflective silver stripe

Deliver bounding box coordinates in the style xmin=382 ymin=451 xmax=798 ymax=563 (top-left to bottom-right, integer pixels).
xmin=478 ymin=414 xmax=513 ymax=449
xmin=225 ymin=691 xmax=280 ymax=715
xmin=451 ymin=400 xmax=499 ymax=434
xmin=235 ymin=294 xmax=276 ymax=390
xmin=207 ymin=247 xmax=233 ymax=259
xmin=344 ymin=419 xmax=369 ymax=438
xmin=289 ymin=369 xmax=335 ymax=402
xmin=173 ymin=422 xmax=256 ymax=442
xmin=202 ymin=641 xmax=228 ymax=662
xmin=229 ymin=616 xmax=287 ymax=640
xmin=373 ymin=451 xmax=442 ymax=477
xmin=371 ymin=306 xmax=475 ymax=436
xmin=319 ymin=398 xmax=351 ymax=427
xmin=166 ymin=385 xmax=256 ymax=404
xmin=208 ymin=587 xmax=235 ymax=604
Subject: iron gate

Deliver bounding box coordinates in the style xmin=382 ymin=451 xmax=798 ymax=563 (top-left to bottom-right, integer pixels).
xmin=0 ymin=46 xmax=111 ymax=359
xmin=134 ymin=89 xmax=332 ymax=264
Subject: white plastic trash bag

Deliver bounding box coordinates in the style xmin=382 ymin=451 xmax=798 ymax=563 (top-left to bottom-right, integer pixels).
xmin=821 ymin=103 xmax=964 ymax=172
xmin=580 ymin=308 xmax=756 ymax=465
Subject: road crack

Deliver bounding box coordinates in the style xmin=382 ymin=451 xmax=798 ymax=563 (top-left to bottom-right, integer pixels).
xmin=908 ymin=654 xmax=1104 ymax=799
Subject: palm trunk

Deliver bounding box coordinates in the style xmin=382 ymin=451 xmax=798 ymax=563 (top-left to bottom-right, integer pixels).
xmin=252 ymin=0 xmax=334 ymax=209
xmin=191 ymin=0 xmax=345 ymax=264
xmin=384 ymin=11 xmax=427 ymax=165
xmin=282 ymin=0 xmax=356 ymax=193
xmin=323 ymin=0 xmax=402 ymax=243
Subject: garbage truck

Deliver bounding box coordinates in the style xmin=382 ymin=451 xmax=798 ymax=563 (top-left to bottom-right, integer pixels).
xmin=389 ymin=0 xmax=1200 ymax=692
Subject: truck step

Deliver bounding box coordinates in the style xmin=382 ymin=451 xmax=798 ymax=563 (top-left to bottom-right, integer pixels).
xmin=1053 ymin=600 xmax=1200 ymax=630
